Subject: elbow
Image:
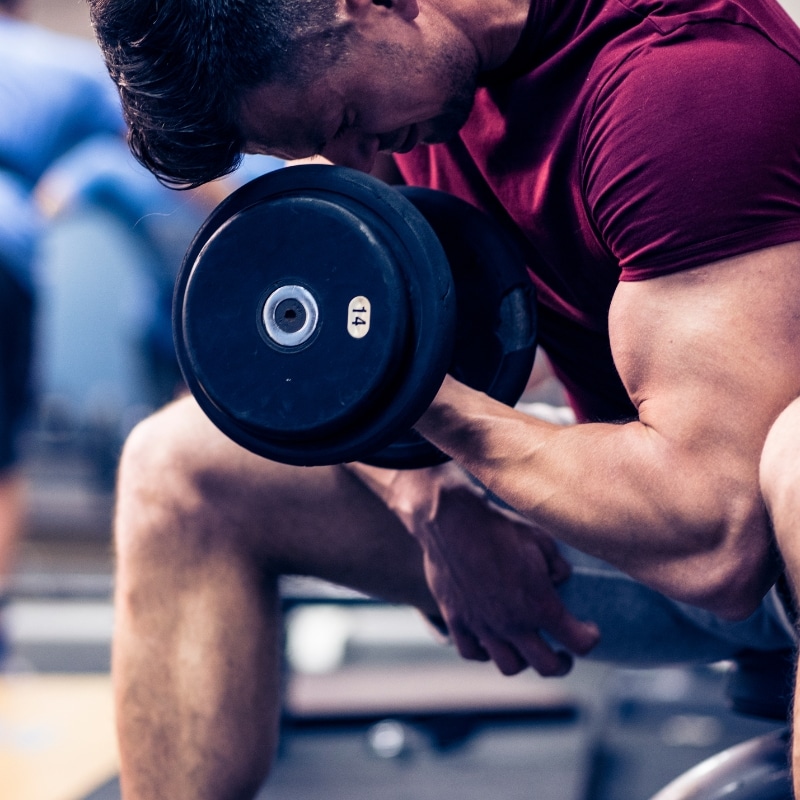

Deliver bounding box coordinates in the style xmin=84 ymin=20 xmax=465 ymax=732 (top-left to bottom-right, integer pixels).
xmin=649 ymin=495 xmax=780 ymax=621
xmin=666 ymin=528 xmax=780 ymax=622
xmin=682 ymin=472 xmax=784 ymax=619
xmin=689 ymin=559 xmax=776 ymax=621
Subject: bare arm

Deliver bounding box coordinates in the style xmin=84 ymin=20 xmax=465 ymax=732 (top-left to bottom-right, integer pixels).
xmin=414 ymin=242 xmax=800 ymax=619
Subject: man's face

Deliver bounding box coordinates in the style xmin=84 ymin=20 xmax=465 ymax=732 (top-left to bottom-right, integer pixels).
xmin=238 ymin=26 xmax=478 ymax=172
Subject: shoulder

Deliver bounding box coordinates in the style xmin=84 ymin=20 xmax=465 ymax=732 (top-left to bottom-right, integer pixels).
xmin=582 ymin=20 xmax=800 ymax=278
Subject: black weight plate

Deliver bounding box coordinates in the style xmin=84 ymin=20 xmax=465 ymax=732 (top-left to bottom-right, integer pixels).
xmin=182 ymin=196 xmax=409 ymax=439
xmin=364 ymin=187 xmax=537 ymax=469
xmin=174 ymin=165 xmax=456 ymax=466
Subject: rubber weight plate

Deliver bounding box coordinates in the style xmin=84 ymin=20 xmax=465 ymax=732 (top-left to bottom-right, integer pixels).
xmin=174 ymin=165 xmax=456 ymax=466
xmin=363 ymin=188 xmax=537 ymax=468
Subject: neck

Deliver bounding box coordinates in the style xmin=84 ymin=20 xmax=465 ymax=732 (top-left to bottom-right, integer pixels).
xmin=455 ymin=0 xmax=532 ymax=72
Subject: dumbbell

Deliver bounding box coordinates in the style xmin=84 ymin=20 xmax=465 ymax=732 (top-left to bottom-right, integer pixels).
xmin=173 ymin=165 xmax=537 ymax=469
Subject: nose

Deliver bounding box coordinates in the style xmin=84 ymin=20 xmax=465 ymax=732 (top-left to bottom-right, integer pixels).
xmin=321 ymin=128 xmax=381 ymax=173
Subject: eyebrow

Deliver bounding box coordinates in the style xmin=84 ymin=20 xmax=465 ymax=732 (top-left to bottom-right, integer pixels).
xmin=303 ymin=110 xmax=344 ymax=157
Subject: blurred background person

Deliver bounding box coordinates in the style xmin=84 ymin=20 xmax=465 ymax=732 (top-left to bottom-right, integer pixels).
xmin=0 ymin=0 xmax=284 ymax=663
xmin=0 ymin=0 xmax=125 ymax=662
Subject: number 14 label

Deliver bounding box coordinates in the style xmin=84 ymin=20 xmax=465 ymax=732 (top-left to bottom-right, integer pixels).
xmin=347 ymin=296 xmax=371 ymax=339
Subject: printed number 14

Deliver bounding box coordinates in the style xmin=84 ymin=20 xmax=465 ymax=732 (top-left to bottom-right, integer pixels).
xmin=348 ymin=296 xmax=371 ymax=339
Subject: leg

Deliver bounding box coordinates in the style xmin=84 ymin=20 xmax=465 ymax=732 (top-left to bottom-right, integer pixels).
xmin=760 ymin=398 xmax=800 ymax=797
xmin=113 ymin=395 xmax=438 ymax=800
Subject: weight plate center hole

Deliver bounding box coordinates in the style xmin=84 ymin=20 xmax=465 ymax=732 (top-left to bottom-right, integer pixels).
xmin=275 ymin=299 xmax=306 ymax=334
xmin=263 ymin=285 xmax=319 ymax=347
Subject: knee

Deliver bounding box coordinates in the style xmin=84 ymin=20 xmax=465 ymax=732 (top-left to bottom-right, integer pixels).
xmin=760 ymin=398 xmax=800 ymax=556
xmin=114 ymin=398 xmax=224 ymax=567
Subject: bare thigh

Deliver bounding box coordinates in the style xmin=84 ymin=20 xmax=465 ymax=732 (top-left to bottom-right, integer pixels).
xmin=116 ymin=394 xmax=439 ymax=614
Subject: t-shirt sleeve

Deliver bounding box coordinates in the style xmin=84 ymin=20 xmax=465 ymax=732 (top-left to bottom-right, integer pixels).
xmin=581 ymin=21 xmax=800 ymax=281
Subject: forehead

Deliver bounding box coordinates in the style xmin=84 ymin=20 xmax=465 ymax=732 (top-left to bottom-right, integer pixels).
xmin=239 ymin=79 xmax=341 ymax=161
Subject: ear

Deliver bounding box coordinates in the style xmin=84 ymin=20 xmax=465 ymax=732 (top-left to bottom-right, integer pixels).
xmin=344 ymin=0 xmax=419 ymax=23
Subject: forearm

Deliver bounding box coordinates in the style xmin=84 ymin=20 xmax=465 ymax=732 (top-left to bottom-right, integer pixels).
xmin=415 ymin=377 xmax=778 ymax=617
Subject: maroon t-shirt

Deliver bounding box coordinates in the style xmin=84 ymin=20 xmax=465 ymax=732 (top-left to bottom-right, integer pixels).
xmin=395 ymin=0 xmax=800 ymax=422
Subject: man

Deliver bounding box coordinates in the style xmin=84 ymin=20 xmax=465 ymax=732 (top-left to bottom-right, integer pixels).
xmin=88 ymin=0 xmax=800 ymax=797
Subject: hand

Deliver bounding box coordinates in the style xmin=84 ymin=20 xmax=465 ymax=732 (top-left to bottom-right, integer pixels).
xmin=353 ymin=462 xmax=600 ymax=677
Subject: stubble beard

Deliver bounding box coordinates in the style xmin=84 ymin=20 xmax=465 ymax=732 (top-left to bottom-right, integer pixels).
xmin=378 ymin=35 xmax=479 ymax=145
xmin=420 ymin=49 xmax=478 ymax=144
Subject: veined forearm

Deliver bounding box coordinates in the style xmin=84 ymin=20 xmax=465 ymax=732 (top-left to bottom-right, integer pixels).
xmin=414 ymin=377 xmax=777 ymax=617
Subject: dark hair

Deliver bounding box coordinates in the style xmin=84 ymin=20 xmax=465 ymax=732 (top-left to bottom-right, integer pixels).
xmin=88 ymin=0 xmax=347 ymax=187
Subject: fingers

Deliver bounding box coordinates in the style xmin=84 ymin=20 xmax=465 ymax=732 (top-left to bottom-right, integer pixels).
xmin=480 ymin=639 xmax=527 ymax=676
xmin=545 ymin=548 xmax=572 ymax=584
xmin=450 ymin=620 xmax=536 ymax=676
xmin=544 ymin=601 xmax=601 ymax=656
xmin=521 ymin=525 xmax=572 ymax=584
xmin=449 ymin=623 xmax=491 ymax=663
xmin=434 ymin=576 xmax=600 ymax=675
xmin=510 ymin=634 xmax=573 ymax=677
xmin=467 ymin=630 xmax=573 ymax=677
xmin=448 ymin=611 xmax=595 ymax=677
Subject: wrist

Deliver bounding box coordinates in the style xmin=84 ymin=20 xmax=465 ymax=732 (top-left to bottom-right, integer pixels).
xmin=347 ymin=460 xmax=463 ymax=538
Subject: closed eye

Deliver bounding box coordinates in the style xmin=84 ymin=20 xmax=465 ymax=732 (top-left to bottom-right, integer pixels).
xmin=312 ymin=110 xmax=357 ymax=157
xmin=333 ymin=110 xmax=355 ymax=139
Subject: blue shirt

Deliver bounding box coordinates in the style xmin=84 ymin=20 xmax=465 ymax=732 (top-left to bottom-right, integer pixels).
xmin=0 ymin=16 xmax=124 ymax=288
xmin=0 ymin=16 xmax=124 ymax=186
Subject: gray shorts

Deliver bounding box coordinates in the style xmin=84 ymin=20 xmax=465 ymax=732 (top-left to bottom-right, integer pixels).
xmin=557 ymin=545 xmax=796 ymax=666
